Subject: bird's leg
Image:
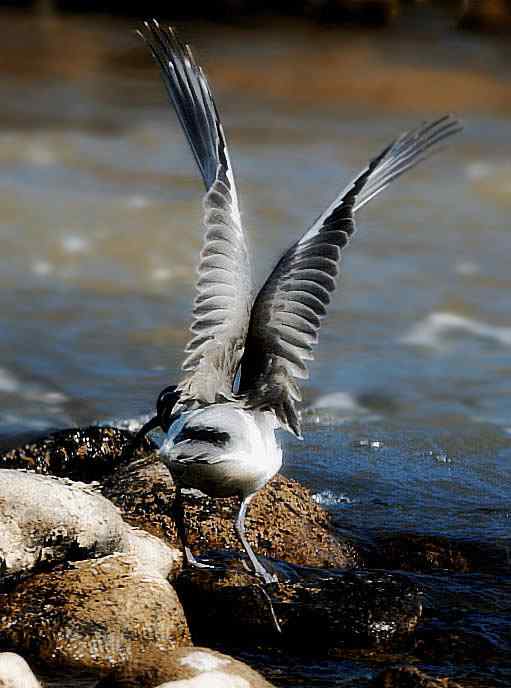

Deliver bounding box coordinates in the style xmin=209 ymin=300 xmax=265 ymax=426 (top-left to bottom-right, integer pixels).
xmin=172 ymin=486 xmax=220 ymax=571
xmin=235 ymin=494 xmax=278 ymax=585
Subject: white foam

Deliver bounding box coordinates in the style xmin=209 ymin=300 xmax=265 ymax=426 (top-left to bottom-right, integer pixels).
xmin=465 ymin=161 xmax=492 ymax=181
xmin=455 ymin=260 xmax=480 ymax=276
xmin=32 ymin=259 xmax=54 ymax=276
xmin=152 ymin=267 xmax=174 ymax=282
xmin=61 ymin=234 xmax=90 ymax=254
xmin=0 ymin=368 xmax=20 ymax=394
xmin=312 ymin=490 xmax=355 ymax=506
xmin=127 ymin=194 xmax=150 ymax=209
xmin=0 ymin=368 xmax=67 ymax=405
xmin=27 ymin=143 xmax=56 ymax=167
xmin=401 ymin=311 xmax=511 ymax=351
xmin=308 ymin=392 xmax=364 ymax=413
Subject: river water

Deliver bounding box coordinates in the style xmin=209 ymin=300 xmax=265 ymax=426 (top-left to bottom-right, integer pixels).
xmin=0 ymin=6 xmax=510 ymax=687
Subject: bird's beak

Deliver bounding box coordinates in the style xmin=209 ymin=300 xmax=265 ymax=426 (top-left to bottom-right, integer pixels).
xmin=122 ymin=415 xmax=161 ymax=462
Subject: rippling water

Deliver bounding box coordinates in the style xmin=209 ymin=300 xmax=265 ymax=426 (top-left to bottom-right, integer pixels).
xmin=1 ymin=6 xmax=511 ymax=687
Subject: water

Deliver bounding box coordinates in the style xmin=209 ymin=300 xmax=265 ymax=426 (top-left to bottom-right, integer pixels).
xmin=0 ymin=6 xmax=510 ymax=687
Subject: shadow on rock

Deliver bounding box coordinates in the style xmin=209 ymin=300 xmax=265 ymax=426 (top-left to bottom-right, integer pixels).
xmin=175 ymin=555 xmax=422 ymax=651
xmin=370 ymin=532 xmax=511 ymax=575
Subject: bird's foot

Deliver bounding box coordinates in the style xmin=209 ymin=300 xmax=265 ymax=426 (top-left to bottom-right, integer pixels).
xmin=184 ymin=547 xmax=225 ymax=572
xmin=257 ymin=569 xmax=279 ymax=586
xmin=250 ymin=561 xmax=279 ymax=585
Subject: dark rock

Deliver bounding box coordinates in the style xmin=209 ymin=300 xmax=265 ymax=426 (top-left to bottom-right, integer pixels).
xmin=175 ymin=559 xmax=421 ymax=649
xmin=371 ymin=533 xmax=511 ymax=575
xmin=459 ymin=0 xmax=511 ymax=33
xmin=414 ymin=624 xmax=499 ymax=664
xmin=369 ymin=665 xmax=464 ymax=687
xmin=0 ymin=426 xmax=155 ymax=482
xmin=0 ymin=554 xmax=191 ymax=687
xmin=0 ymin=469 xmax=125 ymax=584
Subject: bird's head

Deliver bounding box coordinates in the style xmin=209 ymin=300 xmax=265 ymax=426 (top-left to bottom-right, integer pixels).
xmin=156 ymin=384 xmax=181 ymax=433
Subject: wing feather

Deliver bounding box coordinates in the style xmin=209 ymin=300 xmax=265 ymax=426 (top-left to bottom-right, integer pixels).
xmin=140 ymin=21 xmax=252 ymax=407
xmin=238 ymin=116 xmax=462 ymax=436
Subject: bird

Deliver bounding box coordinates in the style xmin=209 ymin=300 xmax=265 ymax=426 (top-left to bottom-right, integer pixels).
xmin=132 ymin=19 xmax=462 ymax=584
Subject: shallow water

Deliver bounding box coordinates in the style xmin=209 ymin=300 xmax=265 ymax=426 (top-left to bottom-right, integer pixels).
xmin=1 ymin=6 xmax=511 ymax=687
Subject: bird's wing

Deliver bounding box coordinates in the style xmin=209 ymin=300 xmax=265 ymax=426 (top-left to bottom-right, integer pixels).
xmin=140 ymin=21 xmax=252 ymax=407
xmin=237 ymin=116 xmax=462 ymax=437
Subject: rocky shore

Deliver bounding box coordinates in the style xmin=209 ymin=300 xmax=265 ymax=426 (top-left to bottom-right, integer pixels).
xmin=0 ymin=425 xmax=495 ymax=686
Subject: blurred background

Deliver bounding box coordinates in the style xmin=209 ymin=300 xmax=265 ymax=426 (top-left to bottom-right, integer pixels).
xmin=1 ymin=3 xmax=511 ymax=686
xmin=1 ymin=0 xmax=511 ymax=438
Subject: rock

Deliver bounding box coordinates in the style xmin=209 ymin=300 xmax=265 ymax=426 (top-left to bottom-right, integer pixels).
xmin=0 ymin=469 xmax=125 ymax=583
xmin=0 ymin=653 xmax=41 ymax=688
xmin=2 ymin=425 xmax=360 ymax=571
xmin=110 ymin=647 xmax=275 ymax=688
xmin=124 ymin=525 xmax=182 ymax=579
xmin=102 ymin=454 xmax=178 ymax=546
xmin=103 ymin=454 xmax=361 ymax=569
xmin=186 ymin=474 xmax=361 ymax=569
xmin=371 ymin=533 xmax=471 ymax=573
xmin=0 ymin=554 xmax=191 ymax=687
xmin=414 ymin=624 xmax=498 ymax=664
xmin=369 ymin=665 xmax=464 ymax=687
xmin=371 ymin=533 xmax=511 ymax=575
xmin=459 ymin=0 xmax=511 ymax=33
xmin=175 ymin=560 xmax=421 ymax=649
xmin=0 ymin=426 xmax=156 ymax=482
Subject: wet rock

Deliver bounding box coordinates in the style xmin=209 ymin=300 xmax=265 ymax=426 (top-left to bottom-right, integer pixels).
xmin=371 ymin=533 xmax=471 ymax=573
xmin=0 ymin=652 xmax=42 ymax=688
xmin=124 ymin=525 xmax=182 ymax=579
xmin=2 ymin=425 xmax=360 ymax=570
xmin=0 ymin=469 xmax=125 ymax=583
xmin=175 ymin=560 xmax=421 ymax=649
xmin=371 ymin=533 xmax=511 ymax=574
xmin=369 ymin=665 xmax=463 ymax=687
xmin=135 ymin=647 xmax=275 ymax=688
xmin=104 ymin=454 xmax=361 ymax=570
xmin=0 ymin=554 xmax=191 ymax=687
xmin=0 ymin=426 xmax=155 ymax=482
xmin=178 ymin=475 xmax=361 ymax=570
xmin=459 ymin=0 xmax=511 ymax=33
xmin=102 ymin=454 xmax=178 ymax=546
xmin=414 ymin=624 xmax=499 ymax=664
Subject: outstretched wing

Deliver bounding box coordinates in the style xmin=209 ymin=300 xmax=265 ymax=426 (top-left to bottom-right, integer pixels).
xmin=140 ymin=20 xmax=252 ymax=407
xmin=237 ymin=116 xmax=462 ymax=437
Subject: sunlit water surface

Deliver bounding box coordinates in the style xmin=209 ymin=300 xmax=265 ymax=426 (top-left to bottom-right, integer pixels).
xmin=0 ymin=7 xmax=510 ymax=687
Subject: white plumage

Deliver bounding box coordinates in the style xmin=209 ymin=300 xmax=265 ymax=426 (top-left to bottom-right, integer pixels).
xmin=130 ymin=20 xmax=462 ymax=583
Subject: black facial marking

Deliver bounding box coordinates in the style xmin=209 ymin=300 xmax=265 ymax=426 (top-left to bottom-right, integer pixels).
xmin=174 ymin=425 xmax=231 ymax=447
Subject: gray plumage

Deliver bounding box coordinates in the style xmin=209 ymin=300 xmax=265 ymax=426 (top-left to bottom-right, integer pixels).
xmin=138 ymin=19 xmax=462 ymax=583
xmin=140 ymin=21 xmax=251 ymax=408
xmin=237 ymin=116 xmax=461 ymax=436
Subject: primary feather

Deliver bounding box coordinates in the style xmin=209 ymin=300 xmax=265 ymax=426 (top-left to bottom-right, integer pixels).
xmin=140 ymin=20 xmax=252 ymax=407
xmin=237 ymin=116 xmax=462 ymax=437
